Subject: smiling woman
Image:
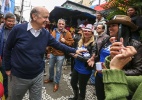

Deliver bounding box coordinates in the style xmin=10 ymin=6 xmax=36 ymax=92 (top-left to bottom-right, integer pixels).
xmin=69 ymin=24 xmax=95 ymax=100
xmin=88 ymin=15 xmax=142 ymax=100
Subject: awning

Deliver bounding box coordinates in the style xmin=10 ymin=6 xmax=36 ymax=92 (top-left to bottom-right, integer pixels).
xmin=94 ymin=3 xmax=107 ymax=11
xmin=49 ymin=6 xmax=96 ymax=21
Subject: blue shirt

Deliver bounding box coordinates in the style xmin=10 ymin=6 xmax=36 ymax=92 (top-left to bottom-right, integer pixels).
xmin=74 ymin=59 xmax=92 ymax=75
xmin=100 ymin=45 xmax=111 ymax=62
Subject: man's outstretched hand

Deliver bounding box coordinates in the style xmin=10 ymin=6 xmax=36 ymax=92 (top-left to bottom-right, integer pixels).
xmin=75 ymin=49 xmax=88 ymax=55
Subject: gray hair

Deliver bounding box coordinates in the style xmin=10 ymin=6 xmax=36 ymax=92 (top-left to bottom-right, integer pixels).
xmin=30 ymin=7 xmax=40 ymax=20
xmin=57 ymin=18 xmax=66 ymax=24
xmin=4 ymin=12 xmax=16 ymax=20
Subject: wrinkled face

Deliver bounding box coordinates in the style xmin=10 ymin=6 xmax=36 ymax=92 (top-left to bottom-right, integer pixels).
xmin=33 ymin=9 xmax=49 ymax=28
xmin=96 ymin=25 xmax=104 ymax=34
xmin=5 ymin=18 xmax=15 ymax=29
xmin=57 ymin=20 xmax=65 ymax=30
xmin=108 ymin=24 xmax=119 ymax=37
xmin=83 ymin=29 xmax=93 ymax=39
xmin=127 ymin=8 xmax=136 ymax=17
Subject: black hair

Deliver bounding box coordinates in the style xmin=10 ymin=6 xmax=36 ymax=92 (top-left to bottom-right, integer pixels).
xmin=97 ymin=23 xmax=105 ymax=29
xmin=127 ymin=6 xmax=137 ymax=15
xmin=120 ymin=24 xmax=132 ymax=46
xmin=127 ymin=6 xmax=137 ymax=11
xmin=4 ymin=12 xmax=16 ymax=20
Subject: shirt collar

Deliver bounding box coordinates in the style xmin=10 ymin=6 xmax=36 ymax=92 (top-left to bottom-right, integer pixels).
xmin=98 ymin=32 xmax=105 ymax=37
xmin=27 ymin=22 xmax=41 ymax=32
xmin=4 ymin=25 xmax=11 ymax=30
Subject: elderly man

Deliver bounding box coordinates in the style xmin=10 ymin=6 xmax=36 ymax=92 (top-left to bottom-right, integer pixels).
xmin=4 ymin=6 xmax=85 ymax=100
xmin=44 ymin=18 xmax=74 ymax=92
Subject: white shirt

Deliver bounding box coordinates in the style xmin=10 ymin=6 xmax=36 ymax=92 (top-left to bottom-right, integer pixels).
xmin=27 ymin=22 xmax=41 ymax=37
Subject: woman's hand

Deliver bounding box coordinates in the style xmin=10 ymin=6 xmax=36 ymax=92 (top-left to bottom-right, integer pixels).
xmin=110 ymin=37 xmax=124 ymax=59
xmin=87 ymin=54 xmax=95 ymax=67
xmin=110 ymin=46 xmax=137 ymax=70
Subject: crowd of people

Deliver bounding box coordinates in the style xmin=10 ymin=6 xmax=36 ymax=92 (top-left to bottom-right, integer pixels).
xmin=0 ymin=5 xmax=142 ymax=100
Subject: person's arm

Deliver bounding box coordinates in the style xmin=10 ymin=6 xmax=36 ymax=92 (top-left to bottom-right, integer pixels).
xmin=123 ymin=42 xmax=142 ymax=75
xmin=60 ymin=31 xmax=74 ymax=46
xmin=4 ymin=26 xmax=17 ymax=72
xmin=103 ymin=46 xmax=137 ymax=100
xmin=109 ymin=37 xmax=142 ymax=75
xmin=47 ymin=32 xmax=86 ymax=55
xmin=135 ymin=16 xmax=142 ymax=31
xmin=87 ymin=42 xmax=98 ymax=67
xmin=103 ymin=69 xmax=129 ymax=100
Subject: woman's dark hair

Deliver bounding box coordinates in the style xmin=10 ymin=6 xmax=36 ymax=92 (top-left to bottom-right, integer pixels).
xmin=121 ymin=24 xmax=132 ymax=46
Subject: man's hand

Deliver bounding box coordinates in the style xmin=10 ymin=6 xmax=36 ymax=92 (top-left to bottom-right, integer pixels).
xmin=110 ymin=46 xmax=137 ymax=70
xmin=47 ymin=54 xmax=50 ymax=59
xmin=70 ymin=53 xmax=78 ymax=58
xmin=75 ymin=49 xmax=87 ymax=55
xmin=6 ymin=70 xmax=11 ymax=76
xmin=60 ymin=38 xmax=66 ymax=43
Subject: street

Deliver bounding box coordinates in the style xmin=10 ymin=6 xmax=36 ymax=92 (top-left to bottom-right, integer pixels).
xmin=22 ymin=60 xmax=97 ymax=100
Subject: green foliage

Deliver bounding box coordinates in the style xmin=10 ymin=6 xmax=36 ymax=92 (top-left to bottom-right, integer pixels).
xmin=105 ymin=0 xmax=142 ymax=19
xmin=106 ymin=8 xmax=125 ymax=20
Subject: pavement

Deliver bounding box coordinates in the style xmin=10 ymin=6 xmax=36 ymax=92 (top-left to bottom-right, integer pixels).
xmin=21 ymin=60 xmax=97 ymax=100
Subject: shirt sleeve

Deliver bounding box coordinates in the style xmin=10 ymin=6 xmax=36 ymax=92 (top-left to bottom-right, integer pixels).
xmin=102 ymin=69 xmax=129 ymax=100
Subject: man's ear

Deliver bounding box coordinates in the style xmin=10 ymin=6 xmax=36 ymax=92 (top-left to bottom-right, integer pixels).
xmin=32 ymin=14 xmax=37 ymax=21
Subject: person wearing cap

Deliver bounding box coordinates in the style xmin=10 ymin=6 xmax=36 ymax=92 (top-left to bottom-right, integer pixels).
xmin=69 ymin=24 xmax=95 ymax=100
xmin=87 ymin=15 xmax=142 ymax=100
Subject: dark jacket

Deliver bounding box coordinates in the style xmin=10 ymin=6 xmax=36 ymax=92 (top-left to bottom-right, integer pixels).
xmin=73 ymin=33 xmax=82 ymax=48
xmin=123 ymin=39 xmax=142 ymax=75
xmin=131 ymin=15 xmax=142 ymax=41
xmin=94 ymin=36 xmax=142 ymax=76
